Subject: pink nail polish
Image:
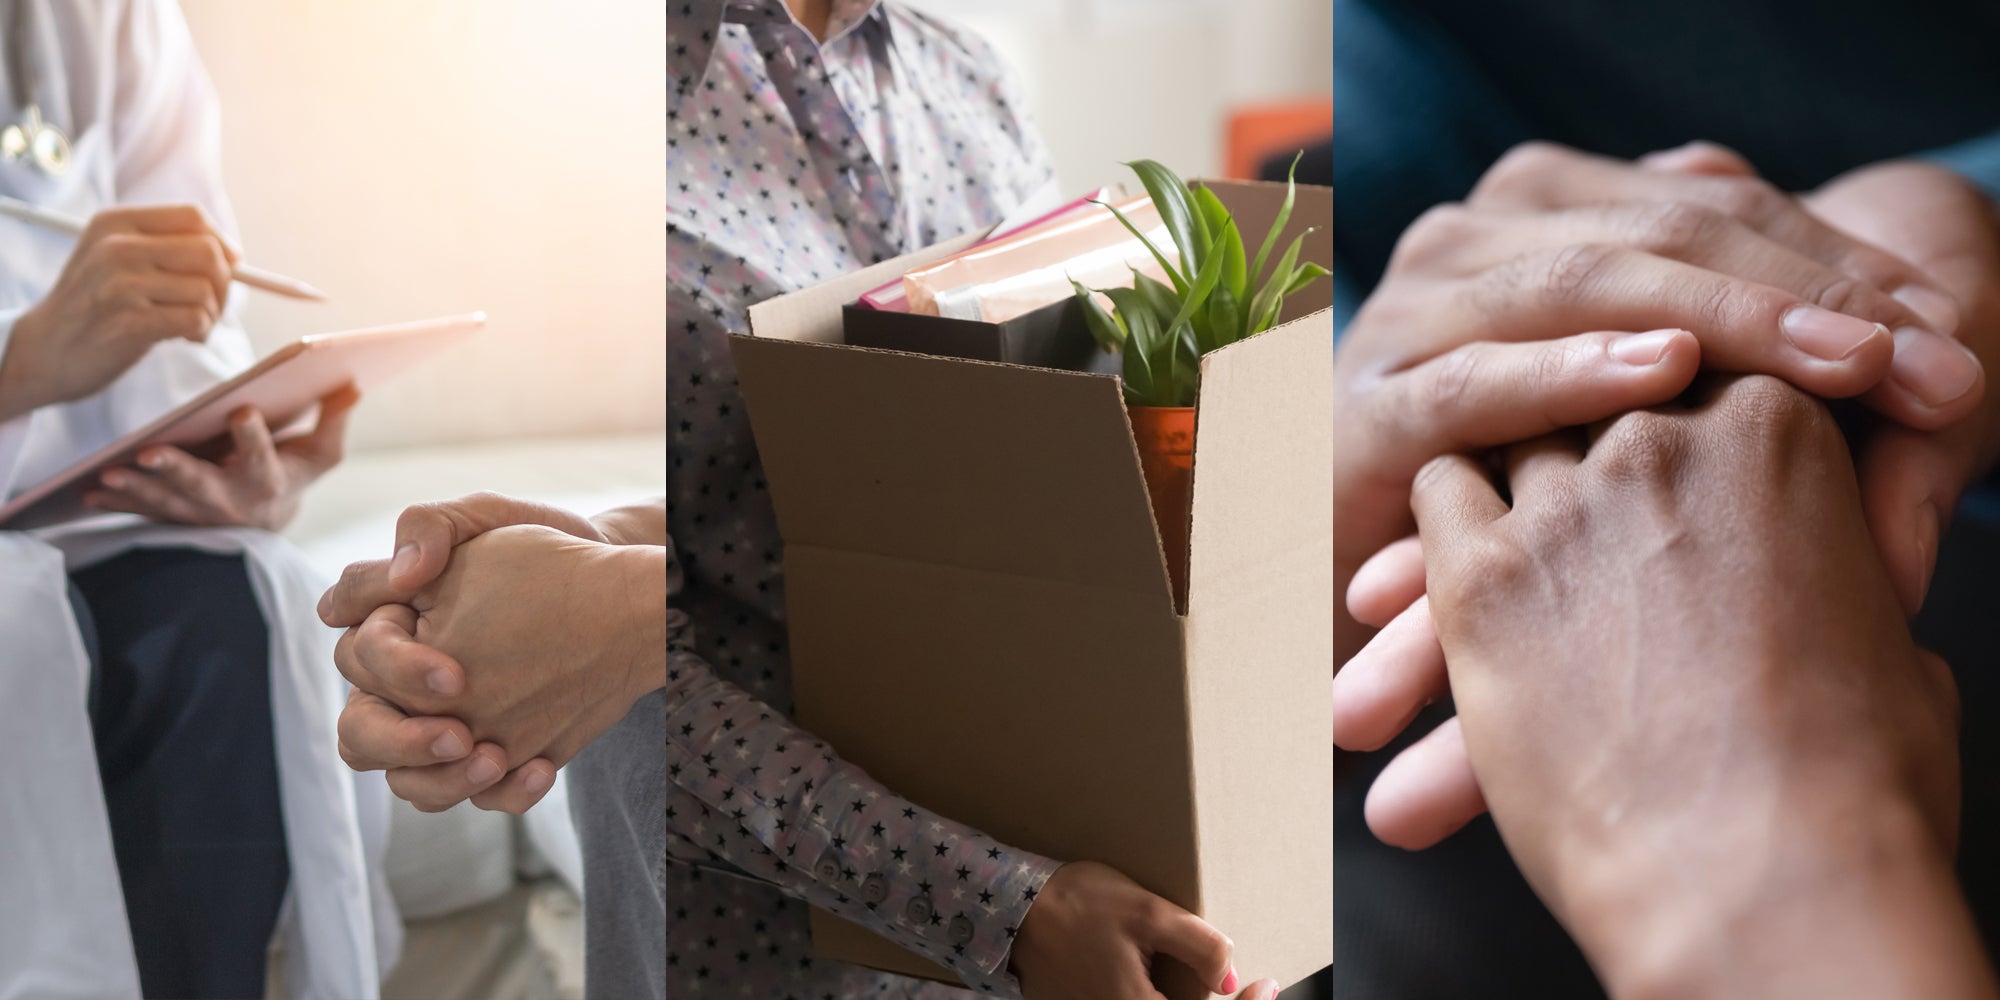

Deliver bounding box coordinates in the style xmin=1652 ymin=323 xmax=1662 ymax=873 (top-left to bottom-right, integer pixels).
xmin=1221 ymin=968 xmax=1240 ymax=994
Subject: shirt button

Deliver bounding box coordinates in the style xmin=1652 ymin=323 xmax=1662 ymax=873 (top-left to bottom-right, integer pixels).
xmin=813 ymin=850 xmax=842 ymax=884
xmin=949 ymin=914 xmax=976 ymax=944
xmin=905 ymin=894 xmax=933 ymax=924
xmin=860 ymin=873 xmax=889 ymax=904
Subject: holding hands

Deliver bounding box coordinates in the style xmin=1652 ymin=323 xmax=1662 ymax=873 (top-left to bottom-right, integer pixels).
xmin=321 ymin=493 xmax=666 ymax=813
xmin=1332 ymin=141 xmax=1982 ymax=661
xmin=1335 ymin=142 xmax=2000 ymax=850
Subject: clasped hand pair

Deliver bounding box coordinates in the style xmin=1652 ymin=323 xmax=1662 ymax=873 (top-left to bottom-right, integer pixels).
xmin=319 ymin=493 xmax=665 ymax=813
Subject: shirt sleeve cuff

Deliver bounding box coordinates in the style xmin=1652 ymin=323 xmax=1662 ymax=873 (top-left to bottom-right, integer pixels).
xmin=0 ymin=309 xmax=40 ymax=503
xmin=1919 ymin=127 xmax=2000 ymax=208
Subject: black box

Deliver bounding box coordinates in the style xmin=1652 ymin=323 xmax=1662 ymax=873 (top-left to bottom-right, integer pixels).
xmin=841 ymin=297 xmax=1118 ymax=375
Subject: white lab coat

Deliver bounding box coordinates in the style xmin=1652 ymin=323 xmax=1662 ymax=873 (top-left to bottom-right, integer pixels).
xmin=0 ymin=2 xmax=395 ymax=997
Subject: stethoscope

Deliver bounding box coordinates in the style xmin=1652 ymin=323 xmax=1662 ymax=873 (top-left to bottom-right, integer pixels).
xmin=1 ymin=1 xmax=70 ymax=176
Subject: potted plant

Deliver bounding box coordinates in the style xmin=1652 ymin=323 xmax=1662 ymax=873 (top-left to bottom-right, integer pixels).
xmin=1071 ymin=156 xmax=1329 ymax=607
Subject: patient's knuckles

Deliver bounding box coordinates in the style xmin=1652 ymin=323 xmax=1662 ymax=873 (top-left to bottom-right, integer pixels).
xmin=1590 ymin=410 xmax=1695 ymax=487
xmin=1709 ymin=375 xmax=1841 ymax=459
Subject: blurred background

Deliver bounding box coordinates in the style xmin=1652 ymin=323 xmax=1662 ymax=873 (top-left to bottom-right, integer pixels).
xmin=179 ymin=3 xmax=666 ymax=998
xmin=909 ymin=0 xmax=1332 ymax=191
xmin=172 ymin=0 xmax=1328 ymax=997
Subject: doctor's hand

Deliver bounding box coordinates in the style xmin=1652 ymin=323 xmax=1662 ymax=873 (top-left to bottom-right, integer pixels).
xmin=82 ymin=386 xmax=358 ymax=532
xmin=333 ymin=525 xmax=666 ymax=813
xmin=0 ymin=204 xmax=238 ymax=423
xmin=1012 ymin=861 xmax=1278 ymax=1000
xmin=1332 ymin=140 xmax=1980 ymax=662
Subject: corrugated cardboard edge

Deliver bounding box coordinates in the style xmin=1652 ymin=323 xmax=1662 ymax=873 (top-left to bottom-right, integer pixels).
xmin=1183 ymin=308 xmax=1336 ymax=985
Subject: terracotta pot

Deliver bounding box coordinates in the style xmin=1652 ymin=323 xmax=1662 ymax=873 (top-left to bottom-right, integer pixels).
xmin=1127 ymin=404 xmax=1196 ymax=611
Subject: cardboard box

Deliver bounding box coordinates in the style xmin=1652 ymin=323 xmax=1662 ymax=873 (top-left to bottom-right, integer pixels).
xmin=733 ymin=180 xmax=1332 ymax=996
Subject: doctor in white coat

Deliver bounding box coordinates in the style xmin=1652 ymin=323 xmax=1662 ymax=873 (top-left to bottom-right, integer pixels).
xmin=0 ymin=1 xmax=395 ymax=997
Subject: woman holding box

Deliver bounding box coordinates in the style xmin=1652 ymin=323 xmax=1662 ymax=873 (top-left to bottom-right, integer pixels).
xmin=322 ymin=0 xmax=1283 ymax=997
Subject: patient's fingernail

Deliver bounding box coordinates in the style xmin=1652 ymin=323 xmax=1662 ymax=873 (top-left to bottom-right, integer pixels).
xmin=390 ymin=543 xmax=420 ymax=581
xmin=1889 ymin=328 xmax=1982 ymax=409
xmin=1894 ymin=285 xmax=1961 ymax=336
xmin=317 ymin=591 xmax=333 ymax=620
xmin=426 ymin=669 xmax=460 ymax=696
xmin=431 ymin=731 xmax=466 ymax=760
xmin=1781 ymin=306 xmax=1885 ymax=361
xmin=1609 ymin=329 xmax=1679 ymax=366
xmin=1221 ymin=967 xmax=1240 ymax=994
xmin=101 ymin=470 xmax=126 ymax=488
xmin=526 ymin=768 xmax=555 ymax=795
xmin=466 ymin=755 xmax=501 ymax=785
xmin=139 ymin=451 xmax=163 ymax=469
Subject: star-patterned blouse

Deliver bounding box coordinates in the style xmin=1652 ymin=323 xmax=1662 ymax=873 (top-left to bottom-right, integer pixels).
xmin=666 ymin=1 xmax=1062 ymax=996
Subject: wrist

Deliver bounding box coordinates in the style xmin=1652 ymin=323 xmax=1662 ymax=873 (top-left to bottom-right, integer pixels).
xmin=1574 ymin=788 xmax=1989 ymax=1000
xmin=0 ymin=306 xmax=52 ymax=423
xmin=600 ymin=542 xmax=667 ymax=704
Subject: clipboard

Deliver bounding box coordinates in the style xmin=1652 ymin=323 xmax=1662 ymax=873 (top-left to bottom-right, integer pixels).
xmin=0 ymin=312 xmax=486 ymax=530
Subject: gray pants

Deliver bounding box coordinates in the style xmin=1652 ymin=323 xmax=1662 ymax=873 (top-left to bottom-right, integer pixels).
xmin=567 ymin=688 xmax=668 ymax=1000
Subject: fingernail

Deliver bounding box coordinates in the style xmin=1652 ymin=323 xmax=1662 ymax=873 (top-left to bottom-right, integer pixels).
xmin=390 ymin=543 xmax=420 ymax=580
xmin=426 ymin=669 xmax=460 ymax=696
xmin=316 ymin=590 xmax=334 ymax=620
xmin=1609 ymin=329 xmax=1680 ymax=366
xmin=431 ymin=731 xmax=466 ymax=760
xmin=1893 ymin=286 xmax=1961 ymax=336
xmin=1889 ymin=328 xmax=1982 ymax=409
xmin=526 ymin=767 xmax=555 ymax=795
xmin=466 ymin=755 xmax=501 ymax=785
xmin=1781 ymin=306 xmax=1886 ymax=361
xmin=101 ymin=470 xmax=126 ymax=488
xmin=1915 ymin=500 xmax=1940 ymax=610
xmin=139 ymin=451 xmax=163 ymax=469
xmin=1221 ymin=968 xmax=1240 ymax=994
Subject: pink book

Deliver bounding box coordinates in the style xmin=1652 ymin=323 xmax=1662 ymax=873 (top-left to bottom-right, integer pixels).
xmin=853 ymin=187 xmax=1113 ymax=312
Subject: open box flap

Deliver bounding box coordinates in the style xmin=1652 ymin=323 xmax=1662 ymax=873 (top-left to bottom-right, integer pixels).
xmin=730 ymin=337 xmax=1175 ymax=601
xmin=747 ymin=230 xmax=984 ymax=344
xmin=1179 ymin=306 xmax=1335 ymax=983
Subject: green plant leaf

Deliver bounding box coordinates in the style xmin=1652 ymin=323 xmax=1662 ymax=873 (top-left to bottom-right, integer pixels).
xmin=1170 ymin=319 xmax=1201 ymax=406
xmin=1247 ymin=228 xmax=1310 ymax=336
xmin=1281 ymin=261 xmax=1332 ymax=298
xmin=1095 ymin=198 xmax=1188 ymax=295
xmin=1131 ymin=269 xmax=1181 ymax=325
xmin=1164 ymin=218 xmax=1234 ymax=341
xmin=1249 ymin=151 xmax=1302 ymax=288
xmin=1203 ymin=282 xmax=1242 ymax=354
xmin=1071 ymin=279 xmax=1127 ymax=353
xmin=1126 ymin=159 xmax=1206 ymax=278
xmin=1108 ymin=285 xmax=1164 ymax=405
xmin=1192 ymin=184 xmax=1247 ymax=302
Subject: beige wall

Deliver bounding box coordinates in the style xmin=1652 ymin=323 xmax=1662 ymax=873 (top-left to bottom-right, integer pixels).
xmin=178 ymin=0 xmax=1326 ymax=450
xmin=180 ymin=1 xmax=666 ymax=452
xmin=911 ymin=0 xmax=1333 ymax=190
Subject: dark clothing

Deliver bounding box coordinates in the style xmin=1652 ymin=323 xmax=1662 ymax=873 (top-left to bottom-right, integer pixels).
xmin=69 ymin=549 xmax=288 ymax=1000
xmin=1334 ymin=2 xmax=2000 ymax=996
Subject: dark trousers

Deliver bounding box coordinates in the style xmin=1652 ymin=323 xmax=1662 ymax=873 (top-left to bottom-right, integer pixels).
xmin=67 ymin=548 xmax=290 ymax=1000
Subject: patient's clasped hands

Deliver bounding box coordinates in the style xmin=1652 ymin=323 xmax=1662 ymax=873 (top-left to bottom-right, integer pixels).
xmin=321 ymin=494 xmax=667 ymax=813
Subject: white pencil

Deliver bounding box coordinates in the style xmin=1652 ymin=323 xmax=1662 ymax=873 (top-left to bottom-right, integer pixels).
xmin=0 ymin=196 xmax=327 ymax=302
